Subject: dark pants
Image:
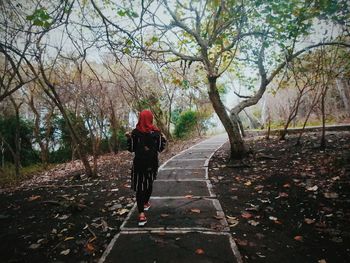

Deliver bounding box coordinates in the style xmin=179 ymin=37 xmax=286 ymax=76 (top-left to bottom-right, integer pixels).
xmin=136 ymin=185 xmax=153 ymax=213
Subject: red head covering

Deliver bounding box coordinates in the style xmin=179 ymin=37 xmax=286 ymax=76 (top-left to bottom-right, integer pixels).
xmin=136 ymin=110 xmax=160 ymax=133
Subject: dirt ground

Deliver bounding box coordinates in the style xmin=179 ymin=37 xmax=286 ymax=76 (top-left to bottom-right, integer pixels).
xmin=0 ymin=137 xmax=204 ymax=263
xmin=209 ymin=131 xmax=350 ymax=263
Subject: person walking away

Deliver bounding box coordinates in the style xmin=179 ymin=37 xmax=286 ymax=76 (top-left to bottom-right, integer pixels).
xmin=126 ymin=110 xmax=166 ymax=226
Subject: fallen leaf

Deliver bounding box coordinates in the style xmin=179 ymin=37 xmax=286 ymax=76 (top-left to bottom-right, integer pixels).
xmin=60 ymin=249 xmax=70 ymax=255
xmin=36 ymin=238 xmax=45 ymax=244
xmin=213 ymin=215 xmax=224 ymax=220
xmin=29 ymin=244 xmax=41 ymax=249
xmin=28 ymin=195 xmax=41 ymax=201
xmin=248 ymin=220 xmax=260 ymax=226
xmin=269 ymin=216 xmax=278 ymax=221
xmin=283 ymin=183 xmax=291 ymax=188
xmin=190 ymin=208 xmax=201 ymax=214
xmin=307 ymin=185 xmax=318 ymax=191
xmin=85 ymin=243 xmax=95 ymax=253
xmin=318 ymin=260 xmax=327 ymax=263
xmin=279 ymin=192 xmax=289 ymax=198
xmin=324 ymin=192 xmax=338 ymax=199
xmin=241 ymin=212 xmax=253 ymax=219
xmin=256 ymin=252 xmax=266 ymax=258
xmin=195 ymin=248 xmax=205 ymax=255
xmin=254 ymin=185 xmax=264 ymax=191
xmin=235 ymin=239 xmax=248 ymax=246
xmin=185 ymin=195 xmax=193 ymax=199
xmin=294 ymin=235 xmax=303 ymax=241
xmin=64 ymin=237 xmax=74 ymax=241
xmin=244 ymin=181 xmax=252 ymax=186
xmin=304 ymin=218 xmax=315 ymax=224
xmin=116 ymin=208 xmax=129 ymax=215
xmin=226 ymin=216 xmax=239 ymax=227
xmin=58 ymin=214 xmax=70 ymax=220
xmin=160 ymin=214 xmax=169 ymax=218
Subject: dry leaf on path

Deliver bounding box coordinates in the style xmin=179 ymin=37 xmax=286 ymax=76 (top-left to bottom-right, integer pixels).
xmin=190 ymin=208 xmax=201 ymax=214
xmin=304 ymin=218 xmax=315 ymax=224
xmin=116 ymin=208 xmax=129 ymax=215
xmin=85 ymin=243 xmax=95 ymax=253
xmin=28 ymin=195 xmax=41 ymax=201
xmin=195 ymin=248 xmax=205 ymax=255
xmin=268 ymin=216 xmax=278 ymax=221
xmin=294 ymin=235 xmax=303 ymax=241
xmin=160 ymin=214 xmax=169 ymax=218
xmin=241 ymin=212 xmax=253 ymax=219
xmin=307 ymin=185 xmax=318 ymax=192
xmin=278 ymin=192 xmax=289 ymax=198
xmin=324 ymin=192 xmax=338 ymax=199
xmin=58 ymin=214 xmax=70 ymax=220
xmin=235 ymin=239 xmax=248 ymax=246
xmin=248 ymin=220 xmax=260 ymax=226
xmin=226 ymin=215 xmax=239 ymax=227
xmin=60 ymin=249 xmax=70 ymax=255
xmin=29 ymin=244 xmax=40 ymax=249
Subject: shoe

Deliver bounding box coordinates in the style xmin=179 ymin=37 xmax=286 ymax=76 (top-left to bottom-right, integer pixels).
xmin=144 ymin=202 xmax=151 ymax=211
xmin=138 ymin=214 xmax=147 ymax=227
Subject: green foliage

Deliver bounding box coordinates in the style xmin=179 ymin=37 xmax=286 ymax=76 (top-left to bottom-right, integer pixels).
xmin=171 ymin=108 xmax=182 ymax=124
xmin=0 ymin=116 xmax=38 ymax=166
xmin=174 ymin=110 xmax=198 ymax=138
xmin=26 ymin=8 xmax=52 ymax=28
xmin=55 ymin=113 xmax=90 ymax=151
xmin=116 ymin=128 xmax=128 ymax=150
xmin=49 ymin=146 xmax=72 ymax=163
xmin=117 ymin=8 xmax=138 ymax=18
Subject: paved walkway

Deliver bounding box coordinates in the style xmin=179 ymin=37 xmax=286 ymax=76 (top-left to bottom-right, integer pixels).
xmin=99 ymin=135 xmax=242 ymax=263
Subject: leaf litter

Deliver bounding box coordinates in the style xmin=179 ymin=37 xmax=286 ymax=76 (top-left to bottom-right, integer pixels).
xmin=0 ymin=138 xmax=204 ymax=262
xmin=209 ymin=131 xmax=350 ymax=262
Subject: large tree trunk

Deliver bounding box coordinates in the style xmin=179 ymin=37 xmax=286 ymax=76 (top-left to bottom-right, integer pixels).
xmin=207 ymin=76 xmax=246 ymax=160
xmin=236 ymin=114 xmax=246 ymax=137
xmin=10 ymin=97 xmax=21 ymax=176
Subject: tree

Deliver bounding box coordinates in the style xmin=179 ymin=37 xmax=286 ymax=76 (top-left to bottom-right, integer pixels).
xmin=24 ymin=83 xmax=56 ymax=168
xmin=91 ymin=0 xmax=350 ymax=161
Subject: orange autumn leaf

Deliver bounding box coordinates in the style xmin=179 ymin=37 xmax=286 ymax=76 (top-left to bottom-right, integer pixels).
xmin=241 ymin=212 xmax=253 ymax=219
xmin=85 ymin=242 xmax=95 ymax=253
xmin=294 ymin=235 xmax=303 ymax=241
xmin=195 ymin=248 xmax=205 ymax=255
